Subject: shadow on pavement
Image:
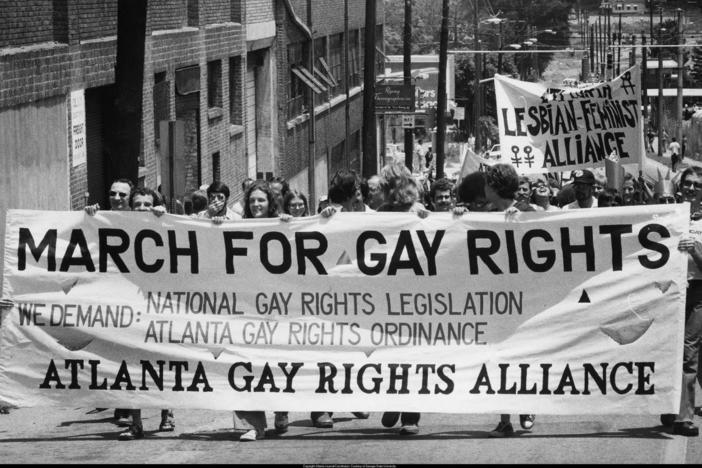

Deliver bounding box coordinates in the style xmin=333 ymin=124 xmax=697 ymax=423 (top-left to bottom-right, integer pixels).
xmin=58 ymin=417 xmax=115 ymax=427
xmin=0 ymin=424 xmax=676 ymax=443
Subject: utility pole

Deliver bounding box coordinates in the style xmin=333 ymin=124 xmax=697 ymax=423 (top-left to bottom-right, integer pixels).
xmin=362 ymin=0 xmax=377 ymax=178
xmin=436 ymin=0 xmax=449 ymax=179
xmin=307 ymin=0 xmax=316 ymax=209
xmin=616 ymin=13 xmax=622 ymax=75
xmin=403 ymin=0 xmax=413 ymax=171
xmin=113 ymin=0 xmax=148 ymax=184
xmin=590 ymin=24 xmax=595 ymax=74
xmin=641 ymin=34 xmax=653 ymax=120
xmin=676 ymin=8 xmax=684 ymax=144
xmin=472 ymin=0 xmax=481 ymax=153
xmin=497 ymin=19 xmax=503 ymax=74
xmin=657 ymin=5 xmax=664 ymax=157
xmin=344 ymin=0 xmax=350 ymax=166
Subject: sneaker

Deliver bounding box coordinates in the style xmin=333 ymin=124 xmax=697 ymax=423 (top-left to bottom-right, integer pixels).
xmin=159 ymin=418 xmax=175 ymax=432
xmin=519 ymin=414 xmax=535 ymax=430
xmin=239 ymin=429 xmax=259 ymax=442
xmin=381 ymin=412 xmax=400 ymax=428
xmin=352 ymin=412 xmax=370 ymax=419
xmin=488 ymin=421 xmax=514 ymax=438
xmin=398 ymin=424 xmax=419 ymax=435
xmin=274 ymin=413 xmax=289 ymax=434
xmin=118 ymin=424 xmax=144 ymax=441
xmin=313 ymin=412 xmax=333 ymax=429
xmin=114 ymin=409 xmax=131 ymax=427
xmin=673 ymin=421 xmax=699 ymax=437
xmin=660 ymin=414 xmax=676 ymax=427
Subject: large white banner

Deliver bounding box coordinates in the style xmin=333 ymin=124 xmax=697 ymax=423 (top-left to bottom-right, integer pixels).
xmin=495 ymin=67 xmax=644 ymax=173
xmin=0 ymin=207 xmax=687 ymax=414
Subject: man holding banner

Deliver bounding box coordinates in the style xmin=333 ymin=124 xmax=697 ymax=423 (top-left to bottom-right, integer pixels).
xmin=662 ymin=167 xmax=702 ymax=436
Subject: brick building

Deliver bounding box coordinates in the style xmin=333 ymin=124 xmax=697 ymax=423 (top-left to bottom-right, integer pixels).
xmin=0 ymin=0 xmax=384 ymax=228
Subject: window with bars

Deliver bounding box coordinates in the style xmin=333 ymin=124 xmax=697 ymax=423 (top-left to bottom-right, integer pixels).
xmin=288 ymin=42 xmax=307 ymax=119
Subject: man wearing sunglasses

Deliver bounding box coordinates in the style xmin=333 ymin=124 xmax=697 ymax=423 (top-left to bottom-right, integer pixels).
xmin=660 ymin=166 xmax=702 ymax=436
xmin=84 ymin=178 xmax=134 ymax=215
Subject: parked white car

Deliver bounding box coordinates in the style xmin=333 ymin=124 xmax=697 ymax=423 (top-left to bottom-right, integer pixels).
xmin=484 ymin=144 xmax=501 ymax=160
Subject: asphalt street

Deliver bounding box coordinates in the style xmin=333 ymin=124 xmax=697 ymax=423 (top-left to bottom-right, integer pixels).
xmin=1 ymin=405 xmax=701 ymax=464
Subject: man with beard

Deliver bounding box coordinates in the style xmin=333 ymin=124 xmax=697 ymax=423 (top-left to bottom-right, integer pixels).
xmin=562 ymin=170 xmax=598 ymax=209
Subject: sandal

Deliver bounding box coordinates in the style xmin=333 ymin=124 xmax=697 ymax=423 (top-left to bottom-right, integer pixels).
xmin=118 ymin=424 xmax=144 ymax=441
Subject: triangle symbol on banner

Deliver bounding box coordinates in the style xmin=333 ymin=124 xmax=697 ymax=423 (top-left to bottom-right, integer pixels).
xmin=61 ymin=278 xmax=79 ymax=295
xmin=336 ymin=251 xmax=352 ymax=265
xmin=578 ymin=290 xmax=591 ymax=303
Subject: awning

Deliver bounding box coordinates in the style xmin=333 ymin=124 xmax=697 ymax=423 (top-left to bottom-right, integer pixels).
xmin=292 ymin=65 xmax=327 ymax=94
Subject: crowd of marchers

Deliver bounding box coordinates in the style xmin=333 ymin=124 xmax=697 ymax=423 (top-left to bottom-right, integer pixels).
xmin=1 ymin=155 xmax=702 ymax=441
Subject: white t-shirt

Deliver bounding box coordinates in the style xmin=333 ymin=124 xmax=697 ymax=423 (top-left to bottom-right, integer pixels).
xmin=669 ymin=141 xmax=681 ymax=155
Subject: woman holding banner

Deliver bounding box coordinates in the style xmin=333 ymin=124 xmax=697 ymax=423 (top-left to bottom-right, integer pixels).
xmin=233 ymin=180 xmax=292 ymax=441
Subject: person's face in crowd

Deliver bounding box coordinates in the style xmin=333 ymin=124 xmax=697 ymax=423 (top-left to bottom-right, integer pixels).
xmin=657 ymin=193 xmax=676 ymax=204
xmin=248 ymin=189 xmax=269 ymax=218
xmin=573 ymin=182 xmax=593 ymax=202
xmin=368 ymin=176 xmax=384 ymax=209
xmin=622 ymin=180 xmax=635 ymax=203
xmin=533 ymin=180 xmax=551 ymax=204
xmin=287 ymin=196 xmax=307 ymax=217
xmin=352 ymin=185 xmax=366 ymax=212
xmin=681 ymin=173 xmax=702 ymax=203
xmin=592 ymin=181 xmax=604 ymax=198
xmin=432 ymin=189 xmax=453 ymax=212
xmin=109 ymin=182 xmax=132 ymax=211
xmin=207 ymin=191 xmax=227 ymax=215
xmin=516 ymin=181 xmax=531 ymax=202
xmin=132 ymin=194 xmax=154 ymax=212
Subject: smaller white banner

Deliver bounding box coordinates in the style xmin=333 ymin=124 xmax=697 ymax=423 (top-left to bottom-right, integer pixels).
xmin=495 ymin=66 xmax=643 ymax=174
xmin=70 ymin=90 xmax=86 ymax=168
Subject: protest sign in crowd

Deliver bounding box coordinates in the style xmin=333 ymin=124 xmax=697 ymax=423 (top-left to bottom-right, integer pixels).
xmin=1 ymin=67 xmax=701 ymax=443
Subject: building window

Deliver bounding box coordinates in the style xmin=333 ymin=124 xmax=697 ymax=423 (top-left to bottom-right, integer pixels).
xmin=229 ymin=56 xmax=242 ymax=125
xmin=153 ymin=71 xmax=170 ymax=142
xmin=375 ymin=25 xmax=384 ymax=76
xmin=360 ymin=27 xmax=365 ymax=84
xmin=208 ymin=60 xmax=222 ymax=109
xmin=288 ymin=42 xmax=307 ymax=118
xmin=187 ymin=0 xmax=199 ymax=27
xmin=230 ymin=0 xmax=242 ymax=23
xmin=212 ymin=152 xmax=221 ymax=182
xmin=314 ymin=37 xmax=327 ymax=107
xmin=348 ymin=29 xmax=360 ymax=88
xmin=328 ymin=33 xmax=343 ymax=97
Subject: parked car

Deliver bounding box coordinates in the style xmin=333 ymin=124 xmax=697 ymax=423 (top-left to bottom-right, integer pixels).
xmin=484 ymin=144 xmax=501 ymax=160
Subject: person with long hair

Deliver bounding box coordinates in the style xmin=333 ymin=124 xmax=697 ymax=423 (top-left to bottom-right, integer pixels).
xmin=282 ymin=189 xmax=309 ymax=217
xmin=234 ymin=180 xmax=290 ymax=441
